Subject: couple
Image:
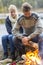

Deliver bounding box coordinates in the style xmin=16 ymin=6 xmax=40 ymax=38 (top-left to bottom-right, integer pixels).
xmin=2 ymin=2 xmax=43 ymax=62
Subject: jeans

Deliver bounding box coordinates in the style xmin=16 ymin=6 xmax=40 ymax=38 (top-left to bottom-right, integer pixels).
xmin=8 ymin=35 xmax=15 ymax=53
xmin=38 ymin=33 xmax=43 ymax=59
xmin=2 ymin=34 xmax=15 ymax=54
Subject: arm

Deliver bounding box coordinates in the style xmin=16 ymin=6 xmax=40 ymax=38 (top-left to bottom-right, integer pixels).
xmin=5 ymin=17 xmax=12 ymax=34
xmin=12 ymin=17 xmax=25 ymax=38
xmin=28 ymin=18 xmax=43 ymax=40
xmin=12 ymin=22 xmax=21 ymax=36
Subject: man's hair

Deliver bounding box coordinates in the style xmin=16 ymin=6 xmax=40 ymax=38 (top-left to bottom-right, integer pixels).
xmin=22 ymin=2 xmax=32 ymax=12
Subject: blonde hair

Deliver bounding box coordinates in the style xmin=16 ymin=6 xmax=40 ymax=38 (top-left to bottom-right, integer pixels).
xmin=8 ymin=4 xmax=17 ymax=14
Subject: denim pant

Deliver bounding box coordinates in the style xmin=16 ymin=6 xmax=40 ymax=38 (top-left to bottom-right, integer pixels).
xmin=38 ymin=33 xmax=43 ymax=59
xmin=13 ymin=33 xmax=43 ymax=57
xmin=2 ymin=34 xmax=15 ymax=54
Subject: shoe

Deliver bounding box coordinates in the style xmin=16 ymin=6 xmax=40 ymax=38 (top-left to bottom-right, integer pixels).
xmin=2 ymin=52 xmax=8 ymax=60
xmin=11 ymin=52 xmax=16 ymax=61
xmin=0 ymin=58 xmax=12 ymax=63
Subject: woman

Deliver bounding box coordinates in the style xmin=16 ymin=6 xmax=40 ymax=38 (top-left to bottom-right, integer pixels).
xmin=2 ymin=4 xmax=23 ymax=60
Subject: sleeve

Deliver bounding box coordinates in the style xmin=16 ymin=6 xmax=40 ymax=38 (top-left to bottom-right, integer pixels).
xmin=28 ymin=18 xmax=43 ymax=39
xmin=35 ymin=18 xmax=43 ymax=33
xmin=5 ymin=17 xmax=12 ymax=34
xmin=12 ymin=21 xmax=24 ymax=39
xmin=12 ymin=22 xmax=21 ymax=35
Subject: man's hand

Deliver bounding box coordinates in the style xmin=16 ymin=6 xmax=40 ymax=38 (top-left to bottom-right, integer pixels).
xmin=29 ymin=41 xmax=38 ymax=49
xmin=22 ymin=37 xmax=29 ymax=45
xmin=22 ymin=37 xmax=38 ymax=49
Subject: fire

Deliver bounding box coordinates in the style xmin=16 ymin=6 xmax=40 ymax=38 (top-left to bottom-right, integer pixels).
xmin=22 ymin=49 xmax=41 ymax=65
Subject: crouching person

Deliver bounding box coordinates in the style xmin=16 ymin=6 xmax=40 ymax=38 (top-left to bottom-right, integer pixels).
xmin=12 ymin=2 xmax=43 ymax=59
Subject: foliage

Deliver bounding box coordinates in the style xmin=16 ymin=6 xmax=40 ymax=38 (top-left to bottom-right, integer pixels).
xmin=0 ymin=0 xmax=43 ymax=11
xmin=0 ymin=0 xmax=43 ymax=23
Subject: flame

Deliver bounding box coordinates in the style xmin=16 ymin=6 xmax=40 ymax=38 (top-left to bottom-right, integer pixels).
xmin=24 ymin=49 xmax=41 ymax=65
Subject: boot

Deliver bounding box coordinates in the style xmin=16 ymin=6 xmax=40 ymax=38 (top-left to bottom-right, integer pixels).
xmin=2 ymin=52 xmax=8 ymax=60
xmin=11 ymin=52 xmax=16 ymax=61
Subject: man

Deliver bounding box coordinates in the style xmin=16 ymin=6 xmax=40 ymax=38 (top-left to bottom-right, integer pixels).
xmin=12 ymin=2 xmax=43 ymax=58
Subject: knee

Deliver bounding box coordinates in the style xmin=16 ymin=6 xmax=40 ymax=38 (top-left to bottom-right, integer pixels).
xmin=12 ymin=36 xmax=18 ymax=43
xmin=12 ymin=36 xmax=16 ymax=41
xmin=2 ymin=35 xmax=8 ymax=41
xmin=2 ymin=35 xmax=8 ymax=45
xmin=39 ymin=33 xmax=43 ymax=38
xmin=8 ymin=35 xmax=13 ymax=40
xmin=39 ymin=33 xmax=43 ymax=42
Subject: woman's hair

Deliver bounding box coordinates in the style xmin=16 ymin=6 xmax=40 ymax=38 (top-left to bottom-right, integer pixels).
xmin=8 ymin=4 xmax=17 ymax=14
xmin=22 ymin=2 xmax=32 ymax=12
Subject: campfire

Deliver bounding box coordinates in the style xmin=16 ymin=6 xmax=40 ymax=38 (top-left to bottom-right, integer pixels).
xmin=9 ymin=41 xmax=42 ymax=65
xmin=18 ymin=42 xmax=41 ymax=65
xmin=22 ymin=49 xmax=41 ymax=65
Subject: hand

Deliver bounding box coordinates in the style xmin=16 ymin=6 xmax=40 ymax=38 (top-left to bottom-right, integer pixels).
xmin=33 ymin=43 xmax=38 ymax=49
xmin=22 ymin=37 xmax=29 ymax=45
xmin=29 ymin=41 xmax=38 ymax=49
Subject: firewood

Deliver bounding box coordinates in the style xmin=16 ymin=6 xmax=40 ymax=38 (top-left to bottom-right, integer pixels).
xmin=21 ymin=54 xmax=27 ymax=60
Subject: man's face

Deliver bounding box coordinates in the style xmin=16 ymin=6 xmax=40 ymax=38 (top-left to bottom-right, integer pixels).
xmin=23 ymin=11 xmax=31 ymax=17
xmin=10 ymin=9 xmax=17 ymax=19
